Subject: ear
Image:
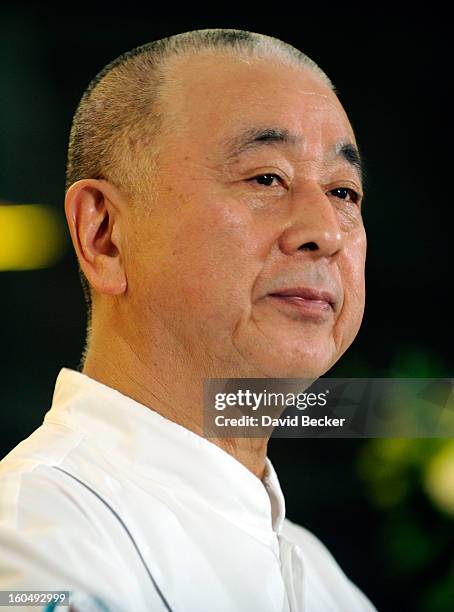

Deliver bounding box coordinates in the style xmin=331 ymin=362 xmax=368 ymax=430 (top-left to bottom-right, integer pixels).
xmin=64 ymin=179 xmax=127 ymax=296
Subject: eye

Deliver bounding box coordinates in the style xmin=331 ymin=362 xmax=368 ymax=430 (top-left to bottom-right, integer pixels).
xmin=249 ymin=173 xmax=283 ymax=187
xmin=329 ymin=187 xmax=360 ymax=204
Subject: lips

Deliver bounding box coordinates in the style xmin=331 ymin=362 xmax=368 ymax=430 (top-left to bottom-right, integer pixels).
xmin=269 ymin=287 xmax=336 ymax=310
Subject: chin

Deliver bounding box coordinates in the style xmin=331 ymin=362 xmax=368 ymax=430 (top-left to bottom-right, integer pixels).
xmin=254 ymin=347 xmax=336 ymax=380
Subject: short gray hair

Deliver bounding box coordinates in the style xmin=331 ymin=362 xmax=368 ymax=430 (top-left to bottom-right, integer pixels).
xmin=66 ymin=28 xmax=334 ymax=352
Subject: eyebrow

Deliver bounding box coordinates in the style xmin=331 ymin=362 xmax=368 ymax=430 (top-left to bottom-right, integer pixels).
xmin=335 ymin=142 xmax=363 ymax=183
xmin=222 ymin=126 xmax=363 ymax=184
xmin=223 ymin=127 xmax=302 ymax=158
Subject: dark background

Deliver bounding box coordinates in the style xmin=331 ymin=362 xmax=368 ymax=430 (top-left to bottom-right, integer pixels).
xmin=1 ymin=7 xmax=452 ymax=612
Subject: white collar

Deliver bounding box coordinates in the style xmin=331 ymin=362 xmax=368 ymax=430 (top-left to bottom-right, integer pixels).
xmin=45 ymin=368 xmax=286 ymax=544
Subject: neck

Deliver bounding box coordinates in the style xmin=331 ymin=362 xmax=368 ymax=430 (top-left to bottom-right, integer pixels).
xmin=82 ymin=320 xmax=269 ymax=480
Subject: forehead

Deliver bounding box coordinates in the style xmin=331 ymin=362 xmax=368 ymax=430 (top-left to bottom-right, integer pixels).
xmin=159 ymin=51 xmax=355 ymax=155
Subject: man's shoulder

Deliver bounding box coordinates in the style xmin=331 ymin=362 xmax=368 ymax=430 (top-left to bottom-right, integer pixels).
xmin=0 ymin=419 xmax=85 ymax=475
xmin=0 ymin=427 xmax=154 ymax=609
xmin=280 ymin=517 xmax=377 ymax=611
xmin=0 ymin=418 xmax=114 ymax=534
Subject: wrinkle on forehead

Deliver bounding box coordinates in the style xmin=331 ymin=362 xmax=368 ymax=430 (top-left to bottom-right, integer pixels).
xmin=293 ymin=91 xmax=331 ymax=98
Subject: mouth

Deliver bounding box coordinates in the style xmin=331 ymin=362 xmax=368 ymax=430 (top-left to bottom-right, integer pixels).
xmin=268 ymin=287 xmax=336 ymax=320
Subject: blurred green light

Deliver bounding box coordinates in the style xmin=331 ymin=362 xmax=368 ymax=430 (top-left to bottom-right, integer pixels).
xmin=423 ymin=441 xmax=454 ymax=517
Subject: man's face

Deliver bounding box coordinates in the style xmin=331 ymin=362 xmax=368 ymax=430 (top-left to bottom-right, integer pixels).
xmin=123 ymin=53 xmax=366 ymax=379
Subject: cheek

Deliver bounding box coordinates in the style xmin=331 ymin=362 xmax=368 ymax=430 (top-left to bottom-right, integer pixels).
xmin=335 ymin=233 xmax=367 ymax=343
xmin=157 ymin=194 xmax=262 ymax=320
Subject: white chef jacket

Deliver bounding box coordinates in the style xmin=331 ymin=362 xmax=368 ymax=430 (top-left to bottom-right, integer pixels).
xmin=0 ymin=368 xmax=377 ymax=612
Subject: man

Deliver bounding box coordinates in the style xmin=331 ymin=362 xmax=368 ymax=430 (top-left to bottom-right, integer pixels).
xmin=0 ymin=29 xmax=375 ymax=611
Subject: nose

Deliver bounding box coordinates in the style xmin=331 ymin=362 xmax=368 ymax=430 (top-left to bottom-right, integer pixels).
xmin=278 ymin=182 xmax=343 ymax=258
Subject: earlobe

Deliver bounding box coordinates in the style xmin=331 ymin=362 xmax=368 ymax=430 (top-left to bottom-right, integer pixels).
xmin=64 ymin=179 xmax=127 ymax=296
